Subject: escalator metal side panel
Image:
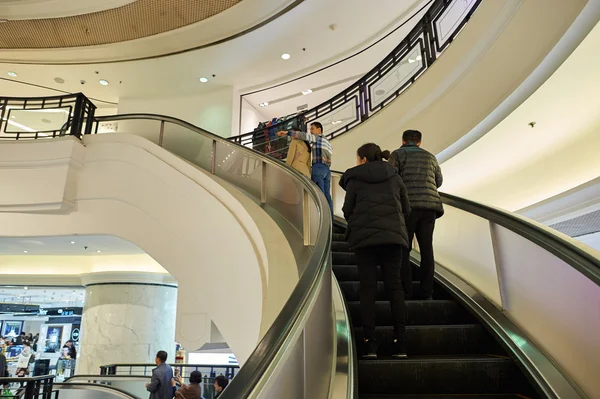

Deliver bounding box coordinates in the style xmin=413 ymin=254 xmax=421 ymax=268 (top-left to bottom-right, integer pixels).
xmin=412 ymin=252 xmax=585 ymax=399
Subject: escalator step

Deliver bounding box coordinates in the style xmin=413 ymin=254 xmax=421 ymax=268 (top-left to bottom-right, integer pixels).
xmin=358 ymin=356 xmax=529 ymax=394
xmin=333 ymin=233 xmax=346 ymax=241
xmin=333 ymin=251 xmax=357 ymax=264
xmin=338 ymin=281 xmax=450 ymax=301
xmin=353 ymin=325 xmax=503 ymax=356
xmin=360 ymin=395 xmax=531 ymax=398
xmin=348 ymin=300 xmax=475 ymax=326
xmin=332 ymin=241 xmax=351 ymax=252
xmin=333 ymin=226 xmax=345 ymax=234
xmin=333 ymin=265 xmax=422 ymax=281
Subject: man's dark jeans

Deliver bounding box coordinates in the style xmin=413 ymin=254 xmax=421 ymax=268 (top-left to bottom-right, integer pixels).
xmin=402 ymin=210 xmax=437 ymax=299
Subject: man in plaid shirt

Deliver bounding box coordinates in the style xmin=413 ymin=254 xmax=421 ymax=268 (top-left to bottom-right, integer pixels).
xmin=277 ymin=122 xmax=333 ymax=218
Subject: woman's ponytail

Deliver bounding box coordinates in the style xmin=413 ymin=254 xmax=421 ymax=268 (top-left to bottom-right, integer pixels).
xmin=357 ymin=143 xmax=391 ymax=162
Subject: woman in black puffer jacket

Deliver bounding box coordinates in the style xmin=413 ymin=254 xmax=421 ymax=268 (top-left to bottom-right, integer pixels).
xmin=340 ymin=143 xmax=411 ymax=359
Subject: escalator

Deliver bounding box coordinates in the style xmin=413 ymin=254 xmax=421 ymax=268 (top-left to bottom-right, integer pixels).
xmin=332 ymin=222 xmax=538 ymax=398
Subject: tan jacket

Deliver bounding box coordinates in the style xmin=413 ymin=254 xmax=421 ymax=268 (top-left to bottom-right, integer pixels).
xmin=286 ymin=139 xmax=311 ymax=178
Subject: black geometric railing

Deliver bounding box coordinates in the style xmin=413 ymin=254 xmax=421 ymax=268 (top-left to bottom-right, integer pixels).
xmin=229 ymin=0 xmax=482 ymax=149
xmin=0 ymin=93 xmax=96 ymax=140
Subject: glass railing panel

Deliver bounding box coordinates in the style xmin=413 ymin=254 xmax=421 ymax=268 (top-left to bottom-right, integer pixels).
xmin=98 ymin=119 xmax=162 ymax=145
xmin=263 ymin=161 xmax=305 ymax=236
xmin=433 ymin=0 xmax=479 ymax=52
xmin=64 ymin=376 xmax=149 ymax=398
xmin=162 ymin=121 xmax=213 ymax=170
xmin=429 ymin=205 xmax=502 ymax=306
xmin=214 ymin=140 xmax=263 ymax=200
xmin=367 ymin=43 xmax=425 ymax=112
xmin=490 ymin=224 xmax=600 ymax=397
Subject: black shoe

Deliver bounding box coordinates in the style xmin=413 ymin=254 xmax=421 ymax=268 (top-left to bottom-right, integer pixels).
xmin=391 ymin=337 xmax=407 ymax=359
xmin=362 ymin=338 xmax=378 ymax=359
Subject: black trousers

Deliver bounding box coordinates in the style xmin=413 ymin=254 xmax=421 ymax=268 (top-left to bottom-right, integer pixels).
xmin=402 ymin=210 xmax=437 ymax=298
xmin=355 ymin=244 xmax=406 ymax=340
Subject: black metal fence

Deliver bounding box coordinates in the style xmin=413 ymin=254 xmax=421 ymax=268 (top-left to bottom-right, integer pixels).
xmin=0 ymin=375 xmax=54 ymax=399
xmin=230 ymin=0 xmax=482 ymax=149
xmin=0 ymin=93 xmax=96 ymax=140
xmin=100 ymin=363 xmax=238 ymax=379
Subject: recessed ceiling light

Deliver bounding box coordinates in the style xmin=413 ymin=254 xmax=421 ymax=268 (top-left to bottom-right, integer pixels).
xmin=302 ymin=89 xmax=313 ymax=95
xmin=54 ymin=77 xmax=65 ymax=84
xmin=332 ymin=120 xmax=342 ymax=125
xmin=99 ymin=79 xmax=109 ymax=86
xmin=96 ymin=250 xmax=101 ymax=253
xmin=70 ymin=241 xmax=75 ymax=244
xmin=281 ymin=53 xmax=291 ymax=60
xmin=416 ymin=55 xmax=422 ymax=61
xmin=24 ymin=287 xmax=28 ymax=290
xmin=259 ymin=102 xmax=269 ymax=107
xmin=23 ymin=250 xmax=28 ymax=253
xmin=7 ymin=71 xmax=17 ymax=77
xmin=199 ymin=77 xmax=208 ymax=83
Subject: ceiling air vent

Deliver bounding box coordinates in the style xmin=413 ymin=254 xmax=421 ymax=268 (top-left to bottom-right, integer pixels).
xmin=297 ymin=104 xmax=308 ymax=111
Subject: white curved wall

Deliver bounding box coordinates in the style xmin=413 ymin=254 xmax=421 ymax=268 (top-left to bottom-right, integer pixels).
xmin=441 ymin=11 xmax=600 ymax=212
xmin=331 ymin=0 xmax=586 ymax=171
xmin=0 ymin=134 xmax=269 ymax=364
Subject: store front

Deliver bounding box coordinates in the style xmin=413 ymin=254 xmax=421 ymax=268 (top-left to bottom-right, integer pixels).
xmin=0 ymin=287 xmax=84 ymax=381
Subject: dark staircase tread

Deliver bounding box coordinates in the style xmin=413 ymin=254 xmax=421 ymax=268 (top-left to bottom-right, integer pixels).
xmin=358 ymin=356 xmax=531 ymax=395
xmin=360 ymin=396 xmax=530 ymax=398
xmin=338 ymin=280 xmax=450 ymax=300
xmin=347 ymin=300 xmax=476 ymax=325
xmin=332 ymin=224 xmax=538 ymax=398
xmin=353 ymin=325 xmax=504 ymax=356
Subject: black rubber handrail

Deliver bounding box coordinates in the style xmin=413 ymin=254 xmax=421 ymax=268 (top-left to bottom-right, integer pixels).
xmin=53 ymin=382 xmax=142 ymax=399
xmin=64 ymin=375 xmax=151 ymax=382
xmin=332 ymin=170 xmax=600 ymax=286
xmin=93 ymin=113 xmax=332 ymax=398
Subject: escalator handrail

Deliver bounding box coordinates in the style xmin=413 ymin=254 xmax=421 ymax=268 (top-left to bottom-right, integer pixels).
xmin=331 ymin=170 xmax=600 ymax=285
xmin=64 ymin=375 xmax=151 ymax=382
xmin=53 ymin=382 xmax=143 ymax=399
xmin=94 ymin=113 xmax=332 ymax=398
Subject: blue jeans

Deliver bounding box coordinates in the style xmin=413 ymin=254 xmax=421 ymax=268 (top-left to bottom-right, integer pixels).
xmin=311 ymin=163 xmax=334 ymax=220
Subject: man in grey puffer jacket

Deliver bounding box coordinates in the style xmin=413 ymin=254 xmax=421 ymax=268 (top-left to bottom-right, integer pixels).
xmin=389 ymin=130 xmax=443 ymax=300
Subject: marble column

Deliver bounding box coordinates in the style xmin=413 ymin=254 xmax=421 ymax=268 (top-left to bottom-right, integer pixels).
xmin=76 ymin=282 xmax=177 ymax=374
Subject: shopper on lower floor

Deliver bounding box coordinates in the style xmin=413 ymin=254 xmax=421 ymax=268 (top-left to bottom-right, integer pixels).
xmin=389 ymin=130 xmax=444 ymax=300
xmin=146 ymin=351 xmax=174 ymax=399
xmin=340 ymin=143 xmax=411 ymax=359
xmin=278 ymin=122 xmax=334 ymax=219
xmin=175 ymin=370 xmax=204 ymax=399
xmin=0 ymin=350 xmax=8 ymax=388
xmin=213 ymin=375 xmax=229 ymax=398
xmin=15 ymin=341 xmax=32 ymax=377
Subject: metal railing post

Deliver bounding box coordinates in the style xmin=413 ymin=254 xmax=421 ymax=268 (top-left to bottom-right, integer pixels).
xmin=211 ymin=140 xmax=217 ymax=174
xmin=260 ymin=161 xmax=267 ymax=205
xmin=303 ymin=189 xmax=311 ymax=246
xmin=158 ymin=120 xmax=165 ymax=147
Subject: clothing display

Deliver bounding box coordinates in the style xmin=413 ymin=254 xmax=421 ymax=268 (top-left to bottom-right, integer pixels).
xmin=251 ymin=113 xmax=307 ymax=159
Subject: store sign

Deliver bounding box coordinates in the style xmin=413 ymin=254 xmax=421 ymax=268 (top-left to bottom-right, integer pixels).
xmin=39 ymin=307 xmax=82 ymax=316
xmin=71 ymin=326 xmax=81 ymax=342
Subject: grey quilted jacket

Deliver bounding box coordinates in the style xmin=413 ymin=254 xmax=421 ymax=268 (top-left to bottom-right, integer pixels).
xmin=389 ymin=143 xmax=444 ymax=218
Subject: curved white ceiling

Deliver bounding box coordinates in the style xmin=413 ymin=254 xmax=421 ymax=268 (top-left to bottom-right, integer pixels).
xmin=0 ymin=0 xmax=299 ymax=63
xmin=0 ymin=0 xmax=136 ymax=20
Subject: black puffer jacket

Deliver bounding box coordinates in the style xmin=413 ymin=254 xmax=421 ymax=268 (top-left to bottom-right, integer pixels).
xmin=340 ymin=161 xmax=411 ymax=250
xmin=389 ymin=143 xmax=444 ymax=217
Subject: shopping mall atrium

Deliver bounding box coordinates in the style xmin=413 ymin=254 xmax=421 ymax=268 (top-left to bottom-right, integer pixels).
xmin=0 ymin=0 xmax=599 ymax=398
